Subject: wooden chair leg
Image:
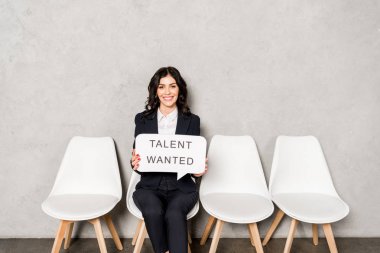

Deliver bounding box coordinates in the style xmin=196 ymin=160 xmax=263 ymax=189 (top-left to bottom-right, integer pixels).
xmin=284 ymin=219 xmax=298 ymax=253
xmin=209 ymin=219 xmax=224 ymax=253
xmin=247 ymin=224 xmax=255 ymax=246
xmin=263 ymin=210 xmax=285 ymax=246
xmin=322 ymin=223 xmax=338 ymax=253
xmin=89 ymin=218 xmax=107 ymax=253
xmin=133 ymin=221 xmax=147 ymax=253
xmin=200 ymin=216 xmax=216 ymax=245
xmin=188 ymin=231 xmax=192 ymax=244
xmin=64 ymin=222 xmax=74 ymax=249
xmin=104 ymin=214 xmax=123 ymax=250
xmin=248 ymin=223 xmax=264 ymax=253
xmin=312 ymin=224 xmax=319 ymax=246
xmin=132 ymin=219 xmax=144 ymax=245
xmin=188 ymin=242 xmax=192 ymax=253
xmin=51 ymin=220 xmax=71 ymax=253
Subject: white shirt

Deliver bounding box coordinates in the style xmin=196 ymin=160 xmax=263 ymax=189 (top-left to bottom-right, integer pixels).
xmin=157 ymin=107 xmax=178 ymax=135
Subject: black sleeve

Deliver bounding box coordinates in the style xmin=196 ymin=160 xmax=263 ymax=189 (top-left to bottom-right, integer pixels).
xmin=189 ymin=114 xmax=201 ymax=136
xmin=190 ymin=115 xmax=202 ymax=178
xmin=133 ymin=113 xmax=142 ymax=149
xmin=132 ymin=113 xmax=142 ymax=175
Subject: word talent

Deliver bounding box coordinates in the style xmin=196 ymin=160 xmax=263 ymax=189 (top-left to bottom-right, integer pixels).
xmin=147 ymin=139 xmax=194 ymax=165
xmin=149 ymin=139 xmax=192 ymax=149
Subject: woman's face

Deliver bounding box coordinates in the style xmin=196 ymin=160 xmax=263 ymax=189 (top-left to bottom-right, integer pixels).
xmin=157 ymin=74 xmax=179 ymax=109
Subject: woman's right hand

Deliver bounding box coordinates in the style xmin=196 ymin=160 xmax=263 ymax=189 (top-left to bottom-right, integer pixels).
xmin=131 ymin=149 xmax=141 ymax=171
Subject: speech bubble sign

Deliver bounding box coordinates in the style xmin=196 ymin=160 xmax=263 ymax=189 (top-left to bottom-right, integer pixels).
xmin=135 ymin=134 xmax=207 ymax=179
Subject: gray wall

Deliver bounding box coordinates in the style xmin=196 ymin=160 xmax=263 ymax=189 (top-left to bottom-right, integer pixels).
xmin=1 ymin=0 xmax=379 ymax=238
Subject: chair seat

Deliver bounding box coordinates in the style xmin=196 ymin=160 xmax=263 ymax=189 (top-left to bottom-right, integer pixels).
xmin=42 ymin=194 xmax=119 ymax=221
xmin=272 ymin=193 xmax=349 ymax=223
xmin=127 ymin=197 xmax=199 ymax=220
xmin=200 ymin=193 xmax=274 ymax=224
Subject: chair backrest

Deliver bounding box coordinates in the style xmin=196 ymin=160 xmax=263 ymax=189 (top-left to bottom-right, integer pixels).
xmin=200 ymin=135 xmax=270 ymax=197
xmin=49 ymin=136 xmax=121 ymax=199
xmin=269 ymin=136 xmax=338 ymax=196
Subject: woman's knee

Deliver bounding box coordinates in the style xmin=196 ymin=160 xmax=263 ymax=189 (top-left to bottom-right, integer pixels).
xmin=143 ymin=207 xmax=164 ymax=220
xmin=133 ymin=190 xmax=164 ymax=218
xmin=164 ymin=208 xmax=186 ymax=223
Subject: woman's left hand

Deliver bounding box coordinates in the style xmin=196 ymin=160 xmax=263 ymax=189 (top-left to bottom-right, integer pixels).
xmin=193 ymin=158 xmax=208 ymax=177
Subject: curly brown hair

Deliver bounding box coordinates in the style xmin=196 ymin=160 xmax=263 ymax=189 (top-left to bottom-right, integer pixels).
xmin=143 ymin=66 xmax=191 ymax=117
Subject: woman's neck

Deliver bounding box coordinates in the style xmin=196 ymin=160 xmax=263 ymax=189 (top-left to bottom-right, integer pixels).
xmin=158 ymin=105 xmax=177 ymax=116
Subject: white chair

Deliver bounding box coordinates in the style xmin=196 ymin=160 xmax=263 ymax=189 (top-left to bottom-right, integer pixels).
xmin=126 ymin=171 xmax=199 ymax=253
xmin=262 ymin=136 xmax=349 ymax=253
xmin=42 ymin=136 xmax=123 ymax=253
xmin=199 ymin=135 xmax=274 ymax=253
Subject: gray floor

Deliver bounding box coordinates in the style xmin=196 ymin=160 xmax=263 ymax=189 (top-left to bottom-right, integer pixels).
xmin=1 ymin=238 xmax=379 ymax=253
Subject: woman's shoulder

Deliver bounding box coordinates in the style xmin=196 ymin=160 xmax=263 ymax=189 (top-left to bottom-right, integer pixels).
xmin=134 ymin=111 xmax=147 ymax=124
xmin=186 ymin=112 xmax=200 ymax=126
xmin=188 ymin=112 xmax=200 ymax=121
xmin=134 ymin=112 xmax=143 ymax=122
xmin=186 ymin=112 xmax=200 ymax=135
xmin=134 ymin=110 xmax=156 ymax=124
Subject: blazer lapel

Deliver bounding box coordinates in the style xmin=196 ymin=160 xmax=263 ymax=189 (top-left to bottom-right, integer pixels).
xmin=175 ymin=112 xmax=190 ymax=135
xmin=145 ymin=111 xmax=158 ymax=134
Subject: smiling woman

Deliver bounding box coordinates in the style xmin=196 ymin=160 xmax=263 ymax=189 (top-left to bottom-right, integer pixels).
xmin=129 ymin=66 xmax=207 ymax=253
xmin=143 ymin=66 xmax=191 ymax=118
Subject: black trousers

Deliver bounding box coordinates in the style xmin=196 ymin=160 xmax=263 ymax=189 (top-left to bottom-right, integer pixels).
xmin=133 ymin=188 xmax=199 ymax=253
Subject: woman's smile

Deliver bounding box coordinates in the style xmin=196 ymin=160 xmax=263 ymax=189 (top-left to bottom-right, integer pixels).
xmin=162 ymin=96 xmax=174 ymax=101
xmin=157 ymin=74 xmax=179 ymax=112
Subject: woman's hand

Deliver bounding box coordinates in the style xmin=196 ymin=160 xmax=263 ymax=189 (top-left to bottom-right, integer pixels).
xmin=131 ymin=149 xmax=141 ymax=171
xmin=193 ymin=158 xmax=208 ymax=177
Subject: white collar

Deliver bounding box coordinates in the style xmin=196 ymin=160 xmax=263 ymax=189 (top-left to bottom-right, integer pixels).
xmin=157 ymin=107 xmax=178 ymax=121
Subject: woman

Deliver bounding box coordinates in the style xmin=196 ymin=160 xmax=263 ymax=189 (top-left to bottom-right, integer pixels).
xmin=131 ymin=66 xmax=207 ymax=253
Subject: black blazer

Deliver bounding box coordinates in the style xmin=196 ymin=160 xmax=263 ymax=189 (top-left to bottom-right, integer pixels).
xmin=133 ymin=110 xmax=201 ymax=193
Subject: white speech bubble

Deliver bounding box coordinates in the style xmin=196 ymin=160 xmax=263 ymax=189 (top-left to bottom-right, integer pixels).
xmin=135 ymin=134 xmax=207 ymax=179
